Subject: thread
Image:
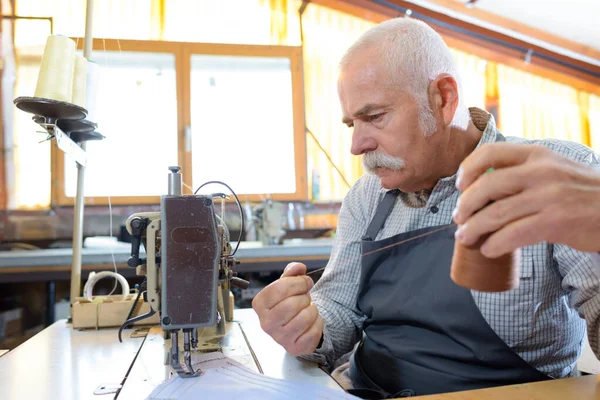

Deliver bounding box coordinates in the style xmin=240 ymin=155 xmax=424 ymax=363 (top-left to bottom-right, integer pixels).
xmin=71 ymin=54 xmax=87 ymax=107
xmin=107 ymin=195 xmax=119 ymax=296
xmin=451 ymin=237 xmax=520 ymax=292
xmin=306 ymin=224 xmax=521 ymax=293
xmin=85 ymin=60 xmax=100 ymax=122
xmin=34 ymin=35 xmax=76 ymax=102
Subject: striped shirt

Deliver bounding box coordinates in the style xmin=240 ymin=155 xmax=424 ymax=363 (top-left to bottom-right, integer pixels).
xmin=307 ymin=108 xmax=600 ymax=379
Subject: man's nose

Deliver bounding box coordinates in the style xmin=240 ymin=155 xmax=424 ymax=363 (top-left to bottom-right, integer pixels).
xmin=350 ymin=124 xmax=377 ymax=155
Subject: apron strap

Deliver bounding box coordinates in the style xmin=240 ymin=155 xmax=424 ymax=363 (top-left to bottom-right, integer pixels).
xmin=362 ymin=189 xmax=400 ymax=241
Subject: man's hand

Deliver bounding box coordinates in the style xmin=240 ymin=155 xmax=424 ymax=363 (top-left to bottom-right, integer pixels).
xmin=453 ymin=142 xmax=600 ymax=257
xmin=252 ymin=262 xmax=324 ymax=356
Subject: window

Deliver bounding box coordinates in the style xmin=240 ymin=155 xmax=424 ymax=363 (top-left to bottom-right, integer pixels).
xmin=54 ymin=40 xmax=180 ymax=205
xmin=190 ymin=53 xmax=300 ymax=197
xmin=52 ymin=40 xmax=307 ymax=205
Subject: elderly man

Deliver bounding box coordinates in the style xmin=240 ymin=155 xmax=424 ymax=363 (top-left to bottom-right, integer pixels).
xmin=252 ymin=17 xmax=600 ymax=398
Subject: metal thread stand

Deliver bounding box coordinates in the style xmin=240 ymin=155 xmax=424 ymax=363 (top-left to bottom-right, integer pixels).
xmin=12 ymin=0 xmax=97 ymax=321
xmin=70 ymin=0 xmax=96 ymax=317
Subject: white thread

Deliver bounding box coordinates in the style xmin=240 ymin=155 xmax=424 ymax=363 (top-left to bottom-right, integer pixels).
xmin=221 ymin=196 xmax=225 ymax=223
xmin=107 ymin=195 xmax=119 ymax=295
xmin=183 ymin=181 xmax=194 ymax=194
xmin=83 ymin=271 xmax=130 ymax=302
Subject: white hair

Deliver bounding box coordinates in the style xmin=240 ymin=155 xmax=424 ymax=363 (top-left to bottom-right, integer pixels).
xmin=340 ymin=18 xmax=470 ymax=134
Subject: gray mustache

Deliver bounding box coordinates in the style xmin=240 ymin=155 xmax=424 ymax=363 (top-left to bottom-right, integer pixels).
xmin=362 ymin=151 xmax=405 ymax=173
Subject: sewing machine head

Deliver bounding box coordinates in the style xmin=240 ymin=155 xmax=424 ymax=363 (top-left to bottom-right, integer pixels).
xmin=124 ymin=166 xmax=248 ymax=378
xmin=252 ymin=199 xmax=287 ymax=245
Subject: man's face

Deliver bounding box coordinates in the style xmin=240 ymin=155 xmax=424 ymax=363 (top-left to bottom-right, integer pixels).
xmin=338 ymin=55 xmax=441 ymax=192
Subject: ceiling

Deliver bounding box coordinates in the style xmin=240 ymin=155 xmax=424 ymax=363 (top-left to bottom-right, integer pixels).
xmin=465 ymin=0 xmax=600 ymax=51
xmin=404 ymin=0 xmax=600 ymax=65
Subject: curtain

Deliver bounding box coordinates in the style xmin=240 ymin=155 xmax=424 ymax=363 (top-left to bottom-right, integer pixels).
xmin=585 ymin=93 xmax=600 ymax=153
xmin=162 ymin=0 xmax=300 ymax=45
xmin=449 ymin=48 xmax=487 ymax=111
xmin=495 ymin=64 xmax=588 ymax=145
xmin=301 ymin=3 xmax=375 ymax=201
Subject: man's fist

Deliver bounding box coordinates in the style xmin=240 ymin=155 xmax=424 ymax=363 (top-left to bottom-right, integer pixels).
xmin=252 ymin=262 xmax=324 ymax=356
xmin=454 ymin=143 xmax=600 ymax=256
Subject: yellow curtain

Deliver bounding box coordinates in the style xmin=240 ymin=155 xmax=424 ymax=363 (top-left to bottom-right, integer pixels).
xmin=301 ymin=4 xmax=375 ymax=201
xmin=449 ymin=48 xmax=487 ymax=110
xmin=496 ymin=64 xmax=588 ymax=145
xmin=585 ymin=93 xmax=600 ymax=153
xmin=162 ymin=0 xmax=300 ymax=45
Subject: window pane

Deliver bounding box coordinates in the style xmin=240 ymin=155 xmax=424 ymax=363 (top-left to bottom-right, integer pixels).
xmin=65 ymin=51 xmax=178 ymax=197
xmin=13 ymin=62 xmax=52 ymax=209
xmin=190 ymin=55 xmax=296 ymax=195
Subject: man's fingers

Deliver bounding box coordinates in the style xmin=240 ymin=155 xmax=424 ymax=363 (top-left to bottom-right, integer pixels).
xmin=260 ymin=294 xmax=311 ymax=334
xmin=253 ymin=275 xmax=314 ymax=311
xmin=283 ymin=305 xmax=322 ymax=356
xmin=281 ymin=262 xmax=308 ymax=278
xmin=453 ymin=165 xmax=530 ymax=225
xmin=290 ymin=315 xmax=324 ymax=356
xmin=278 ymin=303 xmax=319 ymax=345
xmin=479 ymin=213 xmax=549 ymax=258
xmin=455 ymin=189 xmax=541 ymax=246
xmin=457 ymin=143 xmax=546 ymax=191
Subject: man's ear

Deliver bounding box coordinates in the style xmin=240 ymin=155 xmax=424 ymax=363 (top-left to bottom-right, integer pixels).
xmin=427 ymin=73 xmax=460 ymax=127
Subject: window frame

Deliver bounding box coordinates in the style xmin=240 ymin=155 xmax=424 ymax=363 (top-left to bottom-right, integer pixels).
xmin=181 ymin=42 xmax=307 ymax=202
xmin=53 ymin=39 xmax=307 ymax=206
xmin=52 ymin=39 xmax=184 ymax=206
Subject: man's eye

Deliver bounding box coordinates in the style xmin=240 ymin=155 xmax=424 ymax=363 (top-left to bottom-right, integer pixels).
xmin=367 ymin=113 xmax=384 ymax=122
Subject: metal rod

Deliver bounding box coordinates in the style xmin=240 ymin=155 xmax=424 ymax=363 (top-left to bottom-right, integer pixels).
xmin=70 ymin=0 xmax=94 ymax=313
xmin=46 ymin=280 xmax=56 ymax=326
xmin=83 ymin=0 xmax=94 ymax=60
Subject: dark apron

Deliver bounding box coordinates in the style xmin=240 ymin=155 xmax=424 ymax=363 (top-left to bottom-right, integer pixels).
xmin=347 ymin=171 xmax=550 ymax=398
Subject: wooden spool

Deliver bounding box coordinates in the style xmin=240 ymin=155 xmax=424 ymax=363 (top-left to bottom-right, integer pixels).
xmin=450 ymin=235 xmax=520 ymax=292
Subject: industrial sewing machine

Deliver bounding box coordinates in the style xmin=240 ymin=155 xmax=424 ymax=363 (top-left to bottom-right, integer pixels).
xmin=123 ymin=166 xmax=249 ymax=378
xmin=251 ymin=199 xmax=287 ymax=245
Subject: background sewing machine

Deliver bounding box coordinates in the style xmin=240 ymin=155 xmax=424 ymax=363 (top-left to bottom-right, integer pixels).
xmin=121 ymin=166 xmax=249 ymax=378
xmin=250 ymin=199 xmax=287 ymax=245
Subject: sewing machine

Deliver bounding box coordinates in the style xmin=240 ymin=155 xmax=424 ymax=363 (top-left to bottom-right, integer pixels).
xmin=251 ymin=199 xmax=287 ymax=245
xmin=123 ymin=166 xmax=249 ymax=378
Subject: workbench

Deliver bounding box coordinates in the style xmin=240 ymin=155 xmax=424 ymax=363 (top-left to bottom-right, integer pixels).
xmin=0 ymin=308 xmax=341 ymax=400
xmin=0 ymin=238 xmax=332 ymax=327
xmin=0 ymin=238 xmax=333 ymax=282
xmin=0 ymin=308 xmax=598 ymax=400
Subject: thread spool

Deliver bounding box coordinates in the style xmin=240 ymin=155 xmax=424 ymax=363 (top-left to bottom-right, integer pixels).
xmin=71 ymin=54 xmax=87 ymax=107
xmin=451 ymin=235 xmax=520 ymax=292
xmin=34 ymin=35 xmax=76 ymax=102
xmin=85 ymin=60 xmax=100 ymax=122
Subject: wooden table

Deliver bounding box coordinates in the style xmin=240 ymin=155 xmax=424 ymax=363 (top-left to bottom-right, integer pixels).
xmin=417 ymin=375 xmax=600 ymax=400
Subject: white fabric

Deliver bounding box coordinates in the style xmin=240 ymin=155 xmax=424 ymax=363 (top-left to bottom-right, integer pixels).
xmin=147 ymin=352 xmax=358 ymax=400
